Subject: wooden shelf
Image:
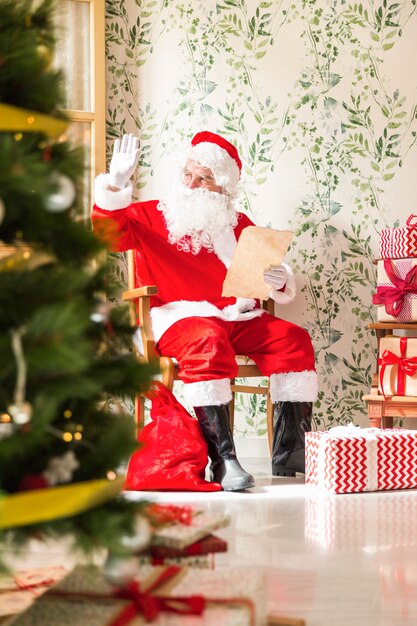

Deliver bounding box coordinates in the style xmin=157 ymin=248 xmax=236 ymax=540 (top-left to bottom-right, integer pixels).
xmin=368 ymin=322 xmax=417 ymax=330
xmin=363 ymin=392 xmax=417 ymax=427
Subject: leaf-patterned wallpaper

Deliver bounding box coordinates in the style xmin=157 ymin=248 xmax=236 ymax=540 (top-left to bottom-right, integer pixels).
xmin=105 ymin=0 xmax=417 ymax=435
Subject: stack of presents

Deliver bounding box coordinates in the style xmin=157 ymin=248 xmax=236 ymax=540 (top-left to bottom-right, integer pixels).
xmin=374 ymin=214 xmax=417 ymax=398
xmin=305 ymin=214 xmax=417 ymax=545
xmin=0 ymin=504 xmax=299 ymax=626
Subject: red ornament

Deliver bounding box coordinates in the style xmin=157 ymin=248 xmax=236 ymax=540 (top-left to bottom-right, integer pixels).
xmin=42 ymin=145 xmax=52 ymax=162
xmin=18 ymin=473 xmax=49 ymax=491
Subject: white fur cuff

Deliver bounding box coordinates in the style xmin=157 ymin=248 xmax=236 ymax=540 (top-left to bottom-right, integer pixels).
xmin=270 ymin=370 xmax=318 ymax=402
xmin=94 ymin=173 xmax=133 ymax=211
xmin=183 ymin=378 xmax=232 ymax=407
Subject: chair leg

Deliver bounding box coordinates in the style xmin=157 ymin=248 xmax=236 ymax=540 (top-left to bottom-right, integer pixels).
xmin=160 ymin=356 xmax=175 ymax=391
xmin=135 ymin=394 xmax=145 ymax=442
xmin=229 ymin=379 xmax=235 ymax=434
xmin=266 ymin=391 xmax=273 ymax=455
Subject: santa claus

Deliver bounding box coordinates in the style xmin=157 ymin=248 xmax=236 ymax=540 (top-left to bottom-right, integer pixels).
xmin=92 ymin=131 xmax=317 ymax=492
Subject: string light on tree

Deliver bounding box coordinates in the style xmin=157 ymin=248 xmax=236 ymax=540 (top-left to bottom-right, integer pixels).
xmin=0 ymin=413 xmax=14 ymax=441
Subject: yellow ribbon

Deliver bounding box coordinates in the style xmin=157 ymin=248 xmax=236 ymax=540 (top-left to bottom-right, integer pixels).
xmin=0 ymin=478 xmax=124 ymax=529
xmin=0 ymin=103 xmax=68 ymax=138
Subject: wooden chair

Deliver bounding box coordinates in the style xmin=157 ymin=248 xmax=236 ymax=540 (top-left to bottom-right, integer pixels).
xmin=122 ymin=250 xmax=275 ymax=453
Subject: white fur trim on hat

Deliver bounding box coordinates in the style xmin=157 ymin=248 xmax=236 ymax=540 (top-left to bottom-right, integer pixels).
xmin=270 ymin=370 xmax=318 ymax=402
xmin=94 ymin=174 xmax=133 ymax=211
xmin=188 ymin=142 xmax=240 ymax=197
xmin=183 ymin=378 xmax=232 ymax=406
xmin=269 ymin=263 xmax=296 ymax=305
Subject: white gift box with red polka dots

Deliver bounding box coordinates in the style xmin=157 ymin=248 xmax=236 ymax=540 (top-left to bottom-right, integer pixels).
xmin=305 ymin=426 xmax=417 ymax=494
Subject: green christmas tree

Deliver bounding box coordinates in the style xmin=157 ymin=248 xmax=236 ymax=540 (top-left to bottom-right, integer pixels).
xmin=0 ymin=0 xmax=153 ymax=566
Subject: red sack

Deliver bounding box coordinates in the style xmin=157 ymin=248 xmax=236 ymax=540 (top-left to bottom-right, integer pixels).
xmin=125 ymin=382 xmax=221 ymax=491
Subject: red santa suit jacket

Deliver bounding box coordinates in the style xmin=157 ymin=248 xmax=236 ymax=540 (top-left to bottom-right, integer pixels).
xmin=92 ymin=179 xmax=295 ymax=343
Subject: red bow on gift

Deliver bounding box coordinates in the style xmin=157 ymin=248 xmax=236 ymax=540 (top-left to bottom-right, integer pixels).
xmin=111 ymin=565 xmax=205 ymax=625
xmin=373 ymin=259 xmax=417 ymax=317
xmin=50 ymin=565 xmax=205 ymax=625
xmin=379 ymin=337 xmax=417 ymax=398
xmin=145 ymin=503 xmax=193 ymax=526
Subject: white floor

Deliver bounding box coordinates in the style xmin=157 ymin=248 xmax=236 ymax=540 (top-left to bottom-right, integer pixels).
xmin=4 ymin=457 xmax=417 ymax=625
xmin=126 ymin=457 xmax=417 ymax=626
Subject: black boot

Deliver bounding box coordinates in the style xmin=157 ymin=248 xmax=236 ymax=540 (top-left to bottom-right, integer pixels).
xmin=194 ymin=404 xmax=255 ymax=491
xmin=271 ymin=402 xmax=312 ymax=477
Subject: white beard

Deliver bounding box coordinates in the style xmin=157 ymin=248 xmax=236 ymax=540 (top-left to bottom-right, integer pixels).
xmin=158 ymin=185 xmax=238 ymax=255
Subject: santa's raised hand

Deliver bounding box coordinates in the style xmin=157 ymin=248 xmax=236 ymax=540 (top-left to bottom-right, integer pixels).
xmin=108 ymin=134 xmax=140 ymax=190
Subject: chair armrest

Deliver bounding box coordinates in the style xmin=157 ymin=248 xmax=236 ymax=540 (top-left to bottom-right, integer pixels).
xmin=262 ymin=298 xmax=275 ymax=315
xmin=122 ymin=285 xmax=158 ymax=301
xmin=121 ymin=285 xmax=158 ymax=362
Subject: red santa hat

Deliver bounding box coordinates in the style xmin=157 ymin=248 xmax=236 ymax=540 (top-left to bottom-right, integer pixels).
xmin=188 ymin=131 xmax=242 ymax=197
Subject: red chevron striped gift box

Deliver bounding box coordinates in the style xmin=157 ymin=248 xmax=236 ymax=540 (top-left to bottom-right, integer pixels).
xmin=380 ymin=215 xmax=417 ymax=259
xmin=305 ymin=426 xmax=417 ymax=493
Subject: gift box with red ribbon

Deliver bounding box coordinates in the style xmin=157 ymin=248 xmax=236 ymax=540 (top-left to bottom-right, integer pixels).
xmin=373 ymin=259 xmax=417 ymax=322
xmin=0 ymin=566 xmax=67 ymax=618
xmin=378 ymin=336 xmax=417 ymax=398
xmin=150 ymin=510 xmax=230 ymax=551
xmin=380 ymin=215 xmax=417 ymax=259
xmin=138 ymin=534 xmax=228 ymax=569
xmin=306 ymin=426 xmax=417 ymax=493
xmin=8 ymin=563 xmax=268 ymax=626
xmin=138 ymin=554 xmax=211 ymax=569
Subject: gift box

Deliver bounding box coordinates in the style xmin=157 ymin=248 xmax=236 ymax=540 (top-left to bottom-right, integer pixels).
xmin=150 ymin=534 xmax=228 ymax=559
xmin=378 ymin=336 xmax=417 ymax=398
xmin=139 ymin=534 xmax=228 ymax=569
xmin=150 ymin=511 xmax=230 ymax=550
xmin=306 ymin=426 xmax=417 ymax=493
xmin=373 ymin=258 xmax=417 ymax=322
xmin=138 ymin=555 xmax=211 ymax=569
xmin=0 ymin=566 xmax=67 ymax=618
xmin=9 ymin=563 xmax=268 ymax=626
xmin=380 ymin=215 xmax=417 ymax=259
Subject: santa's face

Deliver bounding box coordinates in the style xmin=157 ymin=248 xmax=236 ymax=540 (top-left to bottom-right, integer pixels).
xmin=158 ymin=160 xmax=238 ymax=254
xmin=181 ymin=160 xmax=224 ymax=195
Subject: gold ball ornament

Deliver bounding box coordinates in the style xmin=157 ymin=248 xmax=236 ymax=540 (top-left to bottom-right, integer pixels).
xmin=44 ymin=174 xmax=76 ymax=212
xmin=0 ymin=198 xmax=4 ymax=225
xmin=8 ymin=402 xmax=33 ymax=425
xmin=36 ymin=44 xmax=53 ymax=70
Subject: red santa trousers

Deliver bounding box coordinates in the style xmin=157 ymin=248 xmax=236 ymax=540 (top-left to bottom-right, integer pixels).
xmin=156 ymin=313 xmax=316 ymax=405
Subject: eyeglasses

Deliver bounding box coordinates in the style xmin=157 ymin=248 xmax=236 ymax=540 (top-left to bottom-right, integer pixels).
xmin=181 ymin=169 xmax=216 ymax=188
